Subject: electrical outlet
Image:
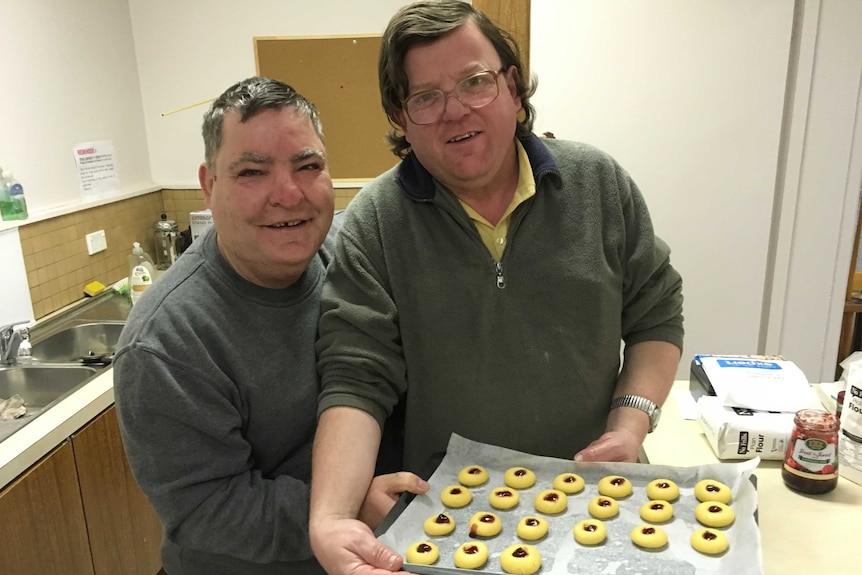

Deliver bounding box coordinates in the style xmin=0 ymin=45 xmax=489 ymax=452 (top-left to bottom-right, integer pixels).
xmin=85 ymin=230 xmax=107 ymax=255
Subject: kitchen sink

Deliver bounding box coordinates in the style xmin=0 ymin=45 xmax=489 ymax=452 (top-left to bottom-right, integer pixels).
xmin=0 ymin=365 xmax=98 ymax=442
xmin=0 ymin=290 xmax=131 ymax=444
xmin=30 ymin=322 xmax=124 ymax=364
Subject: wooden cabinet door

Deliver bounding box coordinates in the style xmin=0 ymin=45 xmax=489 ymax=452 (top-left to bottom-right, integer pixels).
xmin=0 ymin=441 xmax=94 ymax=575
xmin=72 ymin=406 xmax=163 ymax=575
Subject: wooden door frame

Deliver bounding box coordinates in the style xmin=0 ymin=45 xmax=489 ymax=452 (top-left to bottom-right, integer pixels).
xmin=473 ymin=0 xmax=531 ymax=73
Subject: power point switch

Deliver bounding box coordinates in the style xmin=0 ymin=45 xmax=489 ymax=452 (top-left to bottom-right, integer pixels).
xmin=85 ymin=230 xmax=107 ymax=255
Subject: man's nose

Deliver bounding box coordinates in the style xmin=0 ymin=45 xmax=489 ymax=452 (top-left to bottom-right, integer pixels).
xmin=271 ymin=170 xmax=304 ymax=206
xmin=441 ymin=92 xmax=470 ymax=121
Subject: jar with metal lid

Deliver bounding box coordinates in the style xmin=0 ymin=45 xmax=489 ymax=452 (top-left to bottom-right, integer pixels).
xmin=782 ymin=409 xmax=839 ymax=494
xmin=153 ymin=213 xmax=179 ymax=270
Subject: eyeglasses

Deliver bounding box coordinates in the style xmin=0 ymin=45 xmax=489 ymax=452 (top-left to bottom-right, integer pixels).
xmin=403 ymin=69 xmax=505 ymax=125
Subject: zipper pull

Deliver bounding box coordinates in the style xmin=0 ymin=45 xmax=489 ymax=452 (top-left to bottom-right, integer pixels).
xmin=494 ymin=261 xmax=506 ymax=289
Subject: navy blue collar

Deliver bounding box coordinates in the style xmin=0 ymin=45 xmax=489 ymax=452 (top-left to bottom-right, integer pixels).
xmin=395 ymin=132 xmax=561 ymax=200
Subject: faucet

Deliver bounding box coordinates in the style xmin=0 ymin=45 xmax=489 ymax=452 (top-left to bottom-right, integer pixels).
xmin=0 ymin=322 xmax=30 ymax=365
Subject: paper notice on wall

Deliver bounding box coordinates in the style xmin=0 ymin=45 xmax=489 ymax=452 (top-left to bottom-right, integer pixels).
xmin=73 ymin=140 xmax=120 ymax=197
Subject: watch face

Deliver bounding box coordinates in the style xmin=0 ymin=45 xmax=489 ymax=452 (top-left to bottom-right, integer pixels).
xmin=649 ymin=407 xmax=661 ymax=431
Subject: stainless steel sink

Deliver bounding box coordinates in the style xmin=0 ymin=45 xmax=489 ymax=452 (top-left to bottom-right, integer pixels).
xmin=0 ymin=365 xmax=98 ymax=442
xmin=0 ymin=290 xmax=131 ymax=444
xmin=30 ymin=322 xmax=124 ymax=364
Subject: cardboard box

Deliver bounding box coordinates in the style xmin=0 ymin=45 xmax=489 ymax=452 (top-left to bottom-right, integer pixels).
xmin=190 ymin=209 xmax=213 ymax=241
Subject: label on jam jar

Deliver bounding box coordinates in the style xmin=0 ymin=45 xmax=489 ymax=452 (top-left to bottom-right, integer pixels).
xmin=786 ymin=436 xmax=837 ymax=476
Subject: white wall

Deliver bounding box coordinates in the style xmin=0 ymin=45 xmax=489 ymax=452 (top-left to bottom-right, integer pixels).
xmin=128 ymin=0 xmax=415 ymax=186
xmin=2 ymin=0 xmax=861 ymax=384
xmin=772 ymin=0 xmax=862 ymax=381
xmin=531 ymin=0 xmax=862 ymax=382
xmin=0 ymin=229 xmax=34 ymax=327
xmin=0 ymin=0 xmax=152 ymax=216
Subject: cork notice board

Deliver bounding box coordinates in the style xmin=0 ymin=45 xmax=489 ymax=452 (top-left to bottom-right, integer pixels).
xmin=255 ymin=35 xmax=398 ymax=181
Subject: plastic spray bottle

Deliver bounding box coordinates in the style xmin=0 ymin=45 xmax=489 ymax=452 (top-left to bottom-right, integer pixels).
xmin=128 ymin=242 xmax=155 ymax=305
xmin=0 ymin=169 xmax=28 ymax=221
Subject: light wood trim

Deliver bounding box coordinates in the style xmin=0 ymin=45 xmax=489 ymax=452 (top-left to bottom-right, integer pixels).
xmin=845 ymin=201 xmax=862 ymax=301
xmin=837 ymin=202 xmax=862 ymax=375
xmin=0 ymin=442 xmax=94 ymax=575
xmin=73 ymin=406 xmax=163 ymax=575
xmin=473 ymin=0 xmax=531 ymax=74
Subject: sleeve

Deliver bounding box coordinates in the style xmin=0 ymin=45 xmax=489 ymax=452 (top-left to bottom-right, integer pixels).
xmin=618 ymin=172 xmax=685 ymax=350
xmin=113 ymin=344 xmax=314 ymax=563
xmin=316 ymin=203 xmax=405 ymax=428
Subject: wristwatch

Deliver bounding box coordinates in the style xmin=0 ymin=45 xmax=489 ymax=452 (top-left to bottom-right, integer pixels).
xmin=610 ymin=395 xmax=661 ymax=433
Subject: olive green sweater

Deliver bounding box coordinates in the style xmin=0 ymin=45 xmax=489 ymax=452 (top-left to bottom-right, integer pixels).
xmin=317 ymin=135 xmax=684 ymax=472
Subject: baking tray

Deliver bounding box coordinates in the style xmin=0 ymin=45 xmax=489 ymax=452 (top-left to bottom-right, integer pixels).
xmin=376 ymin=434 xmax=762 ymax=575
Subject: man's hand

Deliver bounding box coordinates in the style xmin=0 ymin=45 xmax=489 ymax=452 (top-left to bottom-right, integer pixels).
xmin=574 ymin=428 xmax=641 ymax=462
xmin=359 ymin=472 xmax=429 ymax=530
xmin=311 ymin=516 xmax=412 ymax=575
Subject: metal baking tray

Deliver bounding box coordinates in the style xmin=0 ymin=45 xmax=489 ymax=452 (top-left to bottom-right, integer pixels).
xmin=376 ymin=434 xmax=762 ymax=575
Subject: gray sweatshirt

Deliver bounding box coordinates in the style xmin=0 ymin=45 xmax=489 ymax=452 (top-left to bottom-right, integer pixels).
xmin=318 ymin=135 xmax=684 ymax=472
xmin=114 ymin=225 xmax=332 ymax=575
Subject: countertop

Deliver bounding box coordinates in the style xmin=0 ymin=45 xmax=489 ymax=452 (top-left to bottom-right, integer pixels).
xmin=3 ymin=374 xmax=860 ymax=575
xmin=0 ymin=367 xmax=114 ymax=489
xmin=644 ymin=380 xmax=861 ymax=575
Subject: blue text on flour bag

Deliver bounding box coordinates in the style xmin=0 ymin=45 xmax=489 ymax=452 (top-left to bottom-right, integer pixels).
xmin=716 ymin=359 xmax=783 ymax=370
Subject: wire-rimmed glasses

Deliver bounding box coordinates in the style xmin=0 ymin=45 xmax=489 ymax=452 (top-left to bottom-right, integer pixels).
xmin=403 ymin=69 xmax=505 ymax=125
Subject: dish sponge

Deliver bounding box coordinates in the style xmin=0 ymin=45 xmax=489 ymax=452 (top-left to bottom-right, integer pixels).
xmin=83 ymin=280 xmax=106 ymax=297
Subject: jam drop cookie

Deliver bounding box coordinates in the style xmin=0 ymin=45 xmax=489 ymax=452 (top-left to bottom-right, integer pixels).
xmin=630 ymin=524 xmax=668 ymax=549
xmin=598 ymin=475 xmax=633 ymax=498
xmin=533 ymin=489 xmax=568 ymax=514
xmin=646 ymin=478 xmax=680 ymax=501
xmin=454 ymin=541 xmax=489 ymax=570
xmin=694 ymin=479 xmax=732 ymax=504
xmin=516 ymin=516 xmax=549 ymax=541
xmin=468 ymin=511 xmax=502 ymax=537
xmin=440 ymin=485 xmax=472 ymax=508
xmin=553 ymin=472 xmax=585 ymax=494
xmin=405 ymin=541 xmax=439 ymax=565
xmin=489 ymin=487 xmax=521 ymax=510
xmin=573 ymin=519 xmax=607 ymax=545
xmin=639 ymin=500 xmax=674 ymax=523
xmin=695 ymin=501 xmax=735 ymax=528
xmin=458 ymin=465 xmax=489 ymax=487
xmin=423 ymin=512 xmax=455 ymax=536
xmin=690 ymin=528 xmax=730 ymax=555
xmin=504 ymin=467 xmax=537 ymax=489
xmin=587 ymin=495 xmax=620 ymax=519
xmin=500 ymin=544 xmax=542 ymax=575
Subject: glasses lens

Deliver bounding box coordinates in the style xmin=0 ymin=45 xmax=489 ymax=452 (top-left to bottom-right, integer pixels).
xmin=406 ymin=91 xmax=443 ymax=125
xmin=457 ymin=71 xmax=499 ymax=107
xmin=404 ymin=70 xmax=501 ymax=125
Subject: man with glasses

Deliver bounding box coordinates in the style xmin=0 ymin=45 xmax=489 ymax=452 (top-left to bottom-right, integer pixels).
xmin=310 ymin=2 xmax=684 ymax=572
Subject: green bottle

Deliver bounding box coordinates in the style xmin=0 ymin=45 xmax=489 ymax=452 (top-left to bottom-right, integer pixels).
xmin=0 ymin=168 xmax=13 ymax=221
xmin=0 ymin=169 xmax=27 ymax=221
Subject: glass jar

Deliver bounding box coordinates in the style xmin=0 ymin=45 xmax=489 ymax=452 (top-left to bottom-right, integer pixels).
xmin=782 ymin=409 xmax=839 ymax=494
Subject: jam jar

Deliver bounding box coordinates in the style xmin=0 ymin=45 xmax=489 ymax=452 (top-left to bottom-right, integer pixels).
xmin=782 ymin=409 xmax=839 ymax=494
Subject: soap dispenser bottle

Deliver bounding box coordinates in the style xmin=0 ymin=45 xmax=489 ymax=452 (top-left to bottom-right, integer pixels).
xmin=0 ymin=169 xmax=28 ymax=221
xmin=128 ymin=242 xmax=155 ymax=305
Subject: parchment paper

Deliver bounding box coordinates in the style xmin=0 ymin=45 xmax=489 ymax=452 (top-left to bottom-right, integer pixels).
xmin=378 ymin=434 xmax=762 ymax=575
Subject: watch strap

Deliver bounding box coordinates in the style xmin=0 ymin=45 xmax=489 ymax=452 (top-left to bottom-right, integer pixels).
xmin=610 ymin=395 xmax=659 ymax=432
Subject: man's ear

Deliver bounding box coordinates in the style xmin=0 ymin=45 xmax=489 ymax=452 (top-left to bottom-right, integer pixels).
xmin=505 ymin=66 xmax=521 ymax=107
xmin=199 ymin=163 xmax=214 ymax=208
xmin=392 ymin=112 xmax=412 ymax=144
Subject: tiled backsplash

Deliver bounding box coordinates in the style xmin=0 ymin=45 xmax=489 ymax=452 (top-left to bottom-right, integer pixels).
xmin=20 ymin=190 xmax=205 ymax=319
xmin=18 ymin=186 xmax=360 ymax=320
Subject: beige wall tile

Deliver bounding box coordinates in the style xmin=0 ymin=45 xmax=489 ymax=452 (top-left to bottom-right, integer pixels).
xmin=18 ymin=190 xmax=170 ymax=319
